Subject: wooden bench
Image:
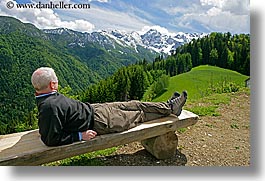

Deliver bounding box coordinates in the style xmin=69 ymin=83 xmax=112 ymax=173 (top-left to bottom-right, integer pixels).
xmin=0 ymin=110 xmax=198 ymax=166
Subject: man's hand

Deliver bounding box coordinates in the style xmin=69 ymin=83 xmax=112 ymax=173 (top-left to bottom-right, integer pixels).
xmin=81 ymin=130 xmax=97 ymax=140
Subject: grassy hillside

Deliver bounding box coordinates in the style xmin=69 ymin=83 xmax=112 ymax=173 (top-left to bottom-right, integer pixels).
xmin=153 ymin=65 xmax=249 ymax=102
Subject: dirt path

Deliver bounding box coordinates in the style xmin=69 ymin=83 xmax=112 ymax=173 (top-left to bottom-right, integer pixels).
xmin=97 ymin=91 xmax=250 ymax=166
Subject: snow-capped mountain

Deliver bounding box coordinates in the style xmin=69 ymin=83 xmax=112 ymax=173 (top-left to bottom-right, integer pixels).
xmin=43 ymin=27 xmax=207 ymax=55
xmin=141 ymin=29 xmax=206 ymax=54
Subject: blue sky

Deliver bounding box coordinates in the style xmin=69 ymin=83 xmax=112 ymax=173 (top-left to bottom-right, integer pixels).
xmin=0 ymin=0 xmax=250 ymax=34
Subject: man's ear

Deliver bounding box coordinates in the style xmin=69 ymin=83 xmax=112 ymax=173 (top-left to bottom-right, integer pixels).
xmin=49 ymin=81 xmax=55 ymax=89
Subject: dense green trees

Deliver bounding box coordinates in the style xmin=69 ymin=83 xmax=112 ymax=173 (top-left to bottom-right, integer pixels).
xmin=181 ymin=32 xmax=250 ymax=75
xmin=147 ymin=52 xmax=193 ymax=77
xmin=81 ymin=65 xmax=156 ymax=103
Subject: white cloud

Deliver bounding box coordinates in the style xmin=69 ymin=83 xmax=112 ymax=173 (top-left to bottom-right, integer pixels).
xmin=139 ymin=25 xmax=175 ymax=35
xmin=199 ymin=0 xmax=250 ymax=32
xmin=200 ymin=0 xmax=249 ymax=15
xmin=200 ymin=0 xmax=226 ymax=8
xmin=207 ymin=7 xmax=222 ymax=16
xmin=62 ymin=3 xmax=152 ymax=32
xmin=158 ymin=0 xmax=249 ymax=33
xmin=202 ymin=12 xmax=248 ymax=32
xmin=54 ymin=19 xmax=95 ymax=31
xmin=0 ymin=0 xmax=95 ymax=32
xmin=222 ymin=0 xmax=249 ymax=15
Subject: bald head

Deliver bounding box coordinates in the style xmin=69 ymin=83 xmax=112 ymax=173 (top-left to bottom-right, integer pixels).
xmin=31 ymin=67 xmax=58 ymax=92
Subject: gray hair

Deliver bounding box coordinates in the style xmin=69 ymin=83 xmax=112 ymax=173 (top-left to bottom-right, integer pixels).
xmin=31 ymin=67 xmax=58 ymax=91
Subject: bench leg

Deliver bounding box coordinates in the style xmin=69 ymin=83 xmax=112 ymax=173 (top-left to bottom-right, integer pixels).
xmin=141 ymin=131 xmax=178 ymax=159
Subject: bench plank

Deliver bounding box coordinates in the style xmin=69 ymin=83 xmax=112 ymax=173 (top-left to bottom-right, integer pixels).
xmin=0 ymin=110 xmax=198 ymax=166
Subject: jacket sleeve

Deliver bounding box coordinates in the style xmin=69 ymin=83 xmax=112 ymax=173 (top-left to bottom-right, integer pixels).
xmin=38 ymin=106 xmax=80 ymax=146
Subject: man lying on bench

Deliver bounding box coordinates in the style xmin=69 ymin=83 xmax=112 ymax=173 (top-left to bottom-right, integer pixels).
xmin=31 ymin=67 xmax=188 ymax=147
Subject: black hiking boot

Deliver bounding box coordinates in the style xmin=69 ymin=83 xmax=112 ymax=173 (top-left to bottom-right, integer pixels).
xmin=168 ymin=90 xmax=187 ymax=116
xmin=167 ymin=91 xmax=180 ymax=103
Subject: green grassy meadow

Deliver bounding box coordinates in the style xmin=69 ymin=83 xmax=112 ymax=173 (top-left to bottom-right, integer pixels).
xmin=153 ymin=65 xmax=249 ymax=102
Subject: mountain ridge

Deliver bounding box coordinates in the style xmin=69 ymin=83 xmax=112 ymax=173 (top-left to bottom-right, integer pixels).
xmin=43 ymin=27 xmax=207 ymax=55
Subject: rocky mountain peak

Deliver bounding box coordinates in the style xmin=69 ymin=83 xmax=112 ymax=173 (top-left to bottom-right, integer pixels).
xmin=43 ymin=26 xmax=207 ymax=55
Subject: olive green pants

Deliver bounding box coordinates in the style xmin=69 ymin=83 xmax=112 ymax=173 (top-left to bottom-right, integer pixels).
xmin=91 ymin=100 xmax=171 ymax=135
